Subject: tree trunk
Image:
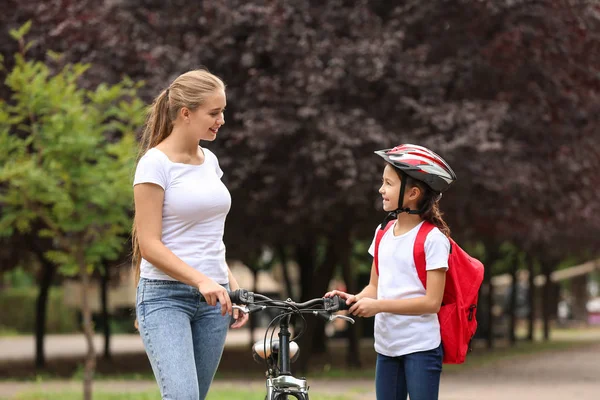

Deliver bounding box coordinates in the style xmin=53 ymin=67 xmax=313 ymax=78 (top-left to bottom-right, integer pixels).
xmin=541 ymin=261 xmax=553 ymax=341
xmin=311 ymin=240 xmax=337 ymax=354
xmin=340 ymin=236 xmax=360 ymax=368
xmin=249 ymin=266 xmax=259 ymax=350
xmin=508 ymin=262 xmax=518 ymax=345
xmin=35 ymin=257 xmax=56 ymax=369
xmin=277 ymin=245 xmax=295 ymax=300
xmin=526 ymin=255 xmax=536 ymax=341
xmin=100 ymin=265 xmax=111 ymax=360
xmin=79 ymin=253 xmax=96 ymax=400
xmin=483 ymin=243 xmax=500 ymax=349
xmin=298 ymin=238 xmax=317 ymax=303
xmin=296 ymin=237 xmax=338 ymax=372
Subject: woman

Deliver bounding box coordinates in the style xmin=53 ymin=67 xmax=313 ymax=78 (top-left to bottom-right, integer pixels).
xmin=132 ymin=69 xmax=248 ymax=400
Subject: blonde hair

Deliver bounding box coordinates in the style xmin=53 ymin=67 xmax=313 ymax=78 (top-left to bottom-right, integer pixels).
xmin=132 ymin=69 xmax=225 ymax=288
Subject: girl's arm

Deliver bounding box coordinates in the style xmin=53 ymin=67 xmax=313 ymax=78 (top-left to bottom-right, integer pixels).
xmin=355 ymin=260 xmax=379 ymax=300
xmin=134 ymin=183 xmax=232 ymax=315
xmin=350 ymin=269 xmax=446 ymax=317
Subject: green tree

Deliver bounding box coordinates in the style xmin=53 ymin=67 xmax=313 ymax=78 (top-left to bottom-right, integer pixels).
xmin=0 ymin=24 xmax=145 ymax=400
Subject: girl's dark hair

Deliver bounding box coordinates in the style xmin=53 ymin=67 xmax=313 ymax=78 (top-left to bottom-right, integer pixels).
xmin=391 ymin=166 xmax=451 ymax=237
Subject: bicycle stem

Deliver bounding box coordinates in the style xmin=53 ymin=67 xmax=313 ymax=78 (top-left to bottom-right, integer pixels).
xmin=278 ymin=314 xmax=293 ymax=375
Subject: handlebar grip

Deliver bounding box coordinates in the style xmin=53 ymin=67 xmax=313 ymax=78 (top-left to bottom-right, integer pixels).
xmin=333 ymin=295 xmax=351 ymax=311
xmin=228 ymin=289 xmax=251 ymax=304
xmin=199 ymin=289 xmax=252 ymax=304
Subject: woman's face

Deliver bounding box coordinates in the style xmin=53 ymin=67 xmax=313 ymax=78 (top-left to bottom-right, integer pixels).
xmin=187 ymin=89 xmax=226 ymax=142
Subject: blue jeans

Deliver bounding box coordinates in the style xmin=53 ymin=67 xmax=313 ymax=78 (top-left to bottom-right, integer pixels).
xmin=136 ymin=278 xmax=230 ymax=400
xmin=375 ymin=344 xmax=443 ymax=400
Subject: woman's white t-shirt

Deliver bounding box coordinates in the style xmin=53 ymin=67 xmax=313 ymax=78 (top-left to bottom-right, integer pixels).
xmin=133 ymin=147 xmax=231 ymax=284
xmin=368 ymin=220 xmax=450 ymax=357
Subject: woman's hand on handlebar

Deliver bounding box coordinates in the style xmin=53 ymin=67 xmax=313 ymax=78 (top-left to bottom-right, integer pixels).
xmin=324 ymin=290 xmax=359 ymax=306
xmin=198 ymin=279 xmax=232 ymax=316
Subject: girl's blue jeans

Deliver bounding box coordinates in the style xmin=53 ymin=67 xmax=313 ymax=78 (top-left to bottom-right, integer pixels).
xmin=136 ymin=277 xmax=230 ymax=400
xmin=375 ymin=343 xmax=443 ymax=400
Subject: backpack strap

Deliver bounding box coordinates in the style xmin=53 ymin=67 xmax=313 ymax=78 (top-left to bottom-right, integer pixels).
xmin=413 ymin=221 xmax=436 ymax=289
xmin=374 ymin=220 xmax=395 ymax=275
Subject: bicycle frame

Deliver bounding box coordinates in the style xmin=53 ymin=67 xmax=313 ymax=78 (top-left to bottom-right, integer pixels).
xmin=265 ymin=314 xmax=308 ymax=400
xmin=214 ymin=290 xmax=352 ymax=400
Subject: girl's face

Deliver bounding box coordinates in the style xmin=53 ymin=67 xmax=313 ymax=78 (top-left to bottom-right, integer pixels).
xmin=185 ymin=89 xmax=226 ymax=142
xmin=379 ymin=164 xmax=401 ymax=211
xmin=379 ymin=164 xmax=421 ymax=212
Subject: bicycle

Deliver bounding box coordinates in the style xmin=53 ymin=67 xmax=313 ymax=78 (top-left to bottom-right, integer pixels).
xmin=208 ymin=289 xmax=353 ymax=400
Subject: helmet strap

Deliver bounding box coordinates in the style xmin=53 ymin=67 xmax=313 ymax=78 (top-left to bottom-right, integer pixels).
xmin=395 ymin=172 xmax=425 ymax=215
xmin=395 ymin=172 xmax=416 ymax=214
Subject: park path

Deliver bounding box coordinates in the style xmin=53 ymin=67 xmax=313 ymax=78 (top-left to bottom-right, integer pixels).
xmin=1 ymin=333 xmax=600 ymax=399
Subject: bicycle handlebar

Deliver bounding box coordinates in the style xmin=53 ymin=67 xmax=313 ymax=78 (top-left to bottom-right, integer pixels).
xmin=202 ymin=289 xmax=351 ymax=312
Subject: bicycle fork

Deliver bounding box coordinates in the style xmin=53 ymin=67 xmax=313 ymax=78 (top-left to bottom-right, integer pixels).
xmin=265 ymin=315 xmax=309 ymax=400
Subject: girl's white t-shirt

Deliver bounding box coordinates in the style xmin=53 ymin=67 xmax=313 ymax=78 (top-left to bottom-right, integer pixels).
xmin=368 ymin=220 xmax=450 ymax=357
xmin=133 ymin=147 xmax=231 ymax=284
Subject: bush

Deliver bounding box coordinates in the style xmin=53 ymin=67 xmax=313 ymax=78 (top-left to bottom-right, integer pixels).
xmin=0 ymin=287 xmax=78 ymax=333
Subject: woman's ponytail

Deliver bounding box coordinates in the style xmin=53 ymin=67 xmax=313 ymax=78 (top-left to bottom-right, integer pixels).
xmin=132 ymin=88 xmax=172 ymax=290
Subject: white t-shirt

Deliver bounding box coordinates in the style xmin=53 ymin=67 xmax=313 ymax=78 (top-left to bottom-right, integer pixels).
xmin=133 ymin=147 xmax=231 ymax=284
xmin=368 ymin=220 xmax=450 ymax=357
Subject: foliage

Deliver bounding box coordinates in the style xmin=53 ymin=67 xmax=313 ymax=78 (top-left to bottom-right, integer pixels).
xmin=0 ymin=287 xmax=77 ymax=334
xmin=2 ymin=0 xmax=599 ymax=269
xmin=1 ymin=265 xmax=35 ymax=287
xmin=0 ymin=24 xmax=146 ymax=397
xmin=0 ymin=25 xmax=145 ymax=275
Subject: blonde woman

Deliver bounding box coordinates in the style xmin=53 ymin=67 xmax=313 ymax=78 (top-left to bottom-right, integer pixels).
xmin=132 ymin=70 xmax=248 ymax=400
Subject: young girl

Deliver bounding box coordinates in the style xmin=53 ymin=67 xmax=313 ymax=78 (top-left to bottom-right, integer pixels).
xmin=326 ymin=144 xmax=457 ymax=400
xmin=132 ymin=69 xmax=248 ymax=400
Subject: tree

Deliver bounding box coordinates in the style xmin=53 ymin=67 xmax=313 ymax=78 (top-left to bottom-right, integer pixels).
xmin=3 ymin=0 xmax=600 ymax=360
xmin=0 ymin=24 xmax=145 ymax=399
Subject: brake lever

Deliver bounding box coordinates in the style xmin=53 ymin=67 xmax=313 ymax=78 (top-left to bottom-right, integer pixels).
xmin=331 ymin=314 xmax=355 ymax=324
xmin=232 ymin=304 xmax=267 ymax=314
xmin=312 ymin=311 xmax=355 ymax=324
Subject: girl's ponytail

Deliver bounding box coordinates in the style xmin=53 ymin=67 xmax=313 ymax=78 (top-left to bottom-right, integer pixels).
xmin=407 ymin=177 xmax=451 ymax=237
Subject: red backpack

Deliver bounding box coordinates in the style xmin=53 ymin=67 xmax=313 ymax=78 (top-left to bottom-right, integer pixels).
xmin=374 ymin=221 xmax=484 ymax=364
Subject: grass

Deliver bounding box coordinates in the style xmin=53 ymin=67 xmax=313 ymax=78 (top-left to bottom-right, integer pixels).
xmin=6 ymin=393 xmax=158 ymax=400
xmin=0 ymin=328 xmax=20 ymax=337
xmin=3 ymin=389 xmax=349 ymax=400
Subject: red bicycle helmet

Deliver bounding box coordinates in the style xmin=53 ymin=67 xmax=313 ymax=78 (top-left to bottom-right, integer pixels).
xmin=375 ymin=144 xmax=456 ymax=193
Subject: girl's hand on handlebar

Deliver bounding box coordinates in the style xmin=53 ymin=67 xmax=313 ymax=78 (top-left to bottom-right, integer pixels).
xmin=324 ymin=290 xmax=359 ymax=306
xmin=230 ymin=306 xmax=249 ymax=329
xmin=349 ymin=298 xmax=380 ymax=318
xmin=198 ymin=279 xmax=232 ymax=316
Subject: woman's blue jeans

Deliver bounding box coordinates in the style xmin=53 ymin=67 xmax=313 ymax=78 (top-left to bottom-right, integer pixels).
xmin=136 ymin=277 xmax=230 ymax=400
xmin=375 ymin=344 xmax=443 ymax=400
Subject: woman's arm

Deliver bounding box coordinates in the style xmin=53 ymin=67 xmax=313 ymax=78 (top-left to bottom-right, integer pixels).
xmin=227 ymin=267 xmax=240 ymax=291
xmin=134 ymin=183 xmax=232 ymax=315
xmin=226 ymin=266 xmax=249 ymax=328
xmin=350 ymin=269 xmax=446 ymax=317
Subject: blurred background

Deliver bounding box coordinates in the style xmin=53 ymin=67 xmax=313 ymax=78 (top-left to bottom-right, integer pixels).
xmin=1 ymin=1 xmax=599 ymax=399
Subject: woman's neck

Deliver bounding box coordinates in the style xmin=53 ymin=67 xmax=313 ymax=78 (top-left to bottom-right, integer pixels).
xmin=393 ymin=212 xmax=423 ymax=236
xmin=160 ymin=128 xmax=200 ymax=158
